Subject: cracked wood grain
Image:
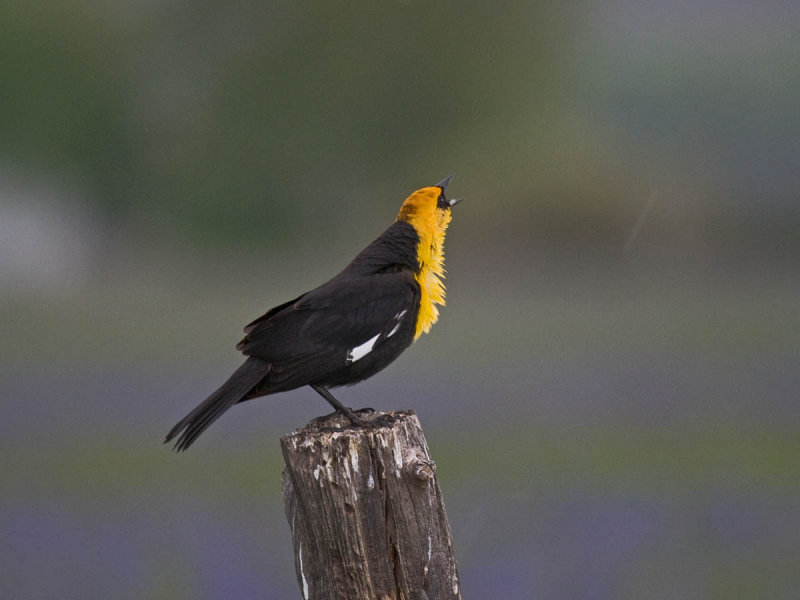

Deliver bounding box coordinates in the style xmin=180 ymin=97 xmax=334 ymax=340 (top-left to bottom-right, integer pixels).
xmin=281 ymin=410 xmax=461 ymax=600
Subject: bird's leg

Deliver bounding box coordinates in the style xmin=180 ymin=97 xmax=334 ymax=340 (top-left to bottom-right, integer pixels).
xmin=310 ymin=384 xmax=368 ymax=426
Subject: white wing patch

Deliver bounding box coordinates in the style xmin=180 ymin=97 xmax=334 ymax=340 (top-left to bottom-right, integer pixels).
xmin=387 ymin=309 xmax=408 ymax=338
xmin=345 ymin=309 xmax=409 ymax=365
xmin=347 ymin=333 xmax=381 ymax=364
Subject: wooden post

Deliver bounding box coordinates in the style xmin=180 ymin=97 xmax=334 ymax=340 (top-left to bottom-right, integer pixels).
xmin=281 ymin=410 xmax=461 ymax=600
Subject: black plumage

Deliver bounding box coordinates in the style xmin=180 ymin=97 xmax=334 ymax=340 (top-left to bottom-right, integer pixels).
xmin=165 ymin=178 xmax=458 ymax=451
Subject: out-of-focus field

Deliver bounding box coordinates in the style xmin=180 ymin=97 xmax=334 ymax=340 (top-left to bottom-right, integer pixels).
xmin=2 ymin=0 xmax=799 ymax=597
xmin=3 ymin=252 xmax=798 ymax=599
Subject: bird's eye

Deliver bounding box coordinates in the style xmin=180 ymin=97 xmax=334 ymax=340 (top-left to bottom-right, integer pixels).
xmin=437 ymin=194 xmax=449 ymax=209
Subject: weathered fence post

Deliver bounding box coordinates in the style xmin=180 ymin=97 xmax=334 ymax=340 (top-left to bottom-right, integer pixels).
xmin=281 ymin=409 xmax=461 ymax=600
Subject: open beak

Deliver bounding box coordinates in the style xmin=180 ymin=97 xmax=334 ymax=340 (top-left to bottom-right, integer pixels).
xmin=436 ymin=175 xmax=455 ymax=191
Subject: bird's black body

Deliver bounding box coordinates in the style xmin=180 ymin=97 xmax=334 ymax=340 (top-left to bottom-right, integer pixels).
xmin=166 ymin=179 xmax=458 ymax=451
xmin=239 ymin=220 xmax=421 ymax=395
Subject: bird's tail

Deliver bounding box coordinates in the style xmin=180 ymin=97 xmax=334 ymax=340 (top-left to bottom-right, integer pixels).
xmin=165 ymin=356 xmax=270 ymax=451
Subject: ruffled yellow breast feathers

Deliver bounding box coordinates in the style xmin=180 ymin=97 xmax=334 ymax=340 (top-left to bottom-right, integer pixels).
xmin=396 ymin=186 xmax=453 ymax=340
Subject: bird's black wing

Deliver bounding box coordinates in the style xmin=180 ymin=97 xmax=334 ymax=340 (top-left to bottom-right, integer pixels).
xmin=240 ymin=294 xmax=305 ymax=336
xmin=236 ymin=270 xmax=419 ymax=389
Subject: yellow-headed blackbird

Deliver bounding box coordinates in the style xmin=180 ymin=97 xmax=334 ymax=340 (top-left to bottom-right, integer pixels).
xmin=165 ymin=176 xmax=460 ymax=450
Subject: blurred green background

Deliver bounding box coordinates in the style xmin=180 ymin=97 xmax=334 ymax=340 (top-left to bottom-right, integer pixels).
xmin=2 ymin=1 xmax=799 ymax=598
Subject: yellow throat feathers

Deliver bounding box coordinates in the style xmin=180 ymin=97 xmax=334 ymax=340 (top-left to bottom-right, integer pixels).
xmin=396 ymin=186 xmax=453 ymax=340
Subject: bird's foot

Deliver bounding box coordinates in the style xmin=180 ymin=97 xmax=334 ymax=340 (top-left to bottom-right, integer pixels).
xmin=339 ymin=406 xmax=375 ymax=427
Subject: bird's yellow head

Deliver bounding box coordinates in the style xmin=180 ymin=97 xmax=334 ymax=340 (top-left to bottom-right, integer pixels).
xmin=396 ymin=176 xmax=460 ymax=339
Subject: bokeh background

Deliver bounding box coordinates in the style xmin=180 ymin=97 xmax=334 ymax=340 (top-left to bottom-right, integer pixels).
xmin=2 ymin=1 xmax=799 ymax=598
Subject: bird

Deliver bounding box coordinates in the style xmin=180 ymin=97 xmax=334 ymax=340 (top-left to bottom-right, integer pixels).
xmin=165 ymin=176 xmax=460 ymax=451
